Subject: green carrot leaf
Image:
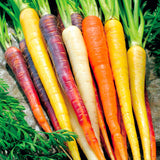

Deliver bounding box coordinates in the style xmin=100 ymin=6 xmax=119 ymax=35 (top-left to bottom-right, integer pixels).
xmin=0 ymin=79 xmax=78 ymax=159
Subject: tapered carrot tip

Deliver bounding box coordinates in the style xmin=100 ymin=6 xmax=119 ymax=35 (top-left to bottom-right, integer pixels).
xmin=41 ymin=122 xmax=52 ymax=133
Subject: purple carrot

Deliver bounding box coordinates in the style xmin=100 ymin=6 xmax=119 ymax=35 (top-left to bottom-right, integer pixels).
xmin=71 ymin=13 xmax=83 ymax=31
xmin=57 ymin=12 xmax=83 ymax=33
xmin=39 ymin=14 xmax=96 ymax=143
xmin=57 ymin=13 xmax=65 ymax=34
xmin=19 ymin=39 xmax=61 ymax=131
xmin=5 ymin=46 xmax=52 ymax=133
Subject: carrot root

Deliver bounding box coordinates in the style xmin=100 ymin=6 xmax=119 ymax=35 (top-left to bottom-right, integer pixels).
xmin=104 ymin=19 xmax=140 ymax=160
xmin=128 ymin=45 xmax=151 ymax=160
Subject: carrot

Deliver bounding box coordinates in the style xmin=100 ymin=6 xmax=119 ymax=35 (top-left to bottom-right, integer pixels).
xmin=57 ymin=12 xmax=65 ymax=33
xmin=145 ymin=89 xmax=156 ymax=160
xmin=114 ymin=96 xmax=128 ymax=160
xmin=92 ymin=79 xmax=116 ymax=160
xmin=60 ymin=85 xmax=99 ymax=160
xmin=19 ymin=39 xmax=61 ymax=131
xmin=5 ymin=47 xmax=52 ymax=133
xmin=57 ymin=3 xmax=83 ymax=33
xmin=119 ymin=0 xmax=151 ymax=159
xmin=0 ymin=12 xmax=52 ymax=133
xmin=36 ymin=0 xmax=104 ymax=159
xmin=98 ymin=0 xmax=141 ymax=159
xmin=71 ymin=13 xmax=83 ymax=31
xmin=12 ymin=1 xmax=80 ymax=159
xmin=0 ymin=0 xmax=61 ymax=131
xmin=79 ymin=0 xmax=128 ymax=159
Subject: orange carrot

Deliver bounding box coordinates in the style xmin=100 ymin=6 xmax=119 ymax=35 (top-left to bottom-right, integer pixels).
xmin=81 ymin=11 xmax=127 ymax=160
xmin=98 ymin=0 xmax=141 ymax=159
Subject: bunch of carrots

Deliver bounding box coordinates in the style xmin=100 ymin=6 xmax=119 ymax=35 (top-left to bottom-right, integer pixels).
xmin=0 ymin=0 xmax=157 ymax=159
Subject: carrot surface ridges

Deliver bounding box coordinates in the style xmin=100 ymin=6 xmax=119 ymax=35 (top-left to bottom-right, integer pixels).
xmin=19 ymin=39 xmax=61 ymax=131
xmin=20 ymin=8 xmax=80 ymax=160
xmin=82 ymin=15 xmax=127 ymax=160
xmin=104 ymin=19 xmax=141 ymax=160
xmin=5 ymin=46 xmax=52 ymax=133
xmin=39 ymin=14 xmax=104 ymax=160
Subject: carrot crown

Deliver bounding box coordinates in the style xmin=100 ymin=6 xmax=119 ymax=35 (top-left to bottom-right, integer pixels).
xmin=98 ymin=0 xmax=119 ymax=21
xmin=119 ymin=0 xmax=144 ymax=47
xmin=67 ymin=0 xmax=82 ymax=15
xmin=12 ymin=0 xmax=30 ymax=12
xmin=0 ymin=13 xmax=11 ymax=50
xmin=78 ymin=0 xmax=99 ymax=17
xmin=34 ymin=0 xmax=51 ymax=17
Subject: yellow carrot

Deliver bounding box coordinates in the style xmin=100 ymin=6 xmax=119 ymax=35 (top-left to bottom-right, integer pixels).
xmin=18 ymin=5 xmax=80 ymax=160
xmin=119 ymin=0 xmax=151 ymax=159
xmin=104 ymin=19 xmax=140 ymax=159
xmin=128 ymin=45 xmax=150 ymax=160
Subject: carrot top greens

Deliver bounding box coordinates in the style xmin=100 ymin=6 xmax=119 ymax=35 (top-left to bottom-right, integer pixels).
xmin=0 ymin=0 xmax=24 ymax=43
xmin=12 ymin=0 xmax=30 ymax=12
xmin=34 ymin=0 xmax=51 ymax=17
xmin=0 ymin=13 xmax=11 ymax=50
xmin=98 ymin=0 xmax=119 ymax=21
xmin=78 ymin=0 xmax=98 ymax=17
xmin=119 ymin=0 xmax=144 ymax=47
xmin=0 ymin=79 xmax=78 ymax=160
xmin=55 ymin=0 xmax=72 ymax=28
xmin=144 ymin=0 xmax=160 ymax=75
xmin=67 ymin=0 xmax=82 ymax=15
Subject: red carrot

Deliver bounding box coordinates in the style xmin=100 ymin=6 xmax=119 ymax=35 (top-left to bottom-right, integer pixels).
xmin=145 ymin=89 xmax=156 ymax=160
xmin=19 ymin=39 xmax=61 ymax=131
xmin=0 ymin=0 xmax=52 ymax=133
xmin=5 ymin=47 xmax=52 ymax=133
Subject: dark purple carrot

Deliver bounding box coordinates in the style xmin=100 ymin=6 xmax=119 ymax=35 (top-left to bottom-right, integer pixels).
xmin=39 ymin=13 xmax=93 ymax=132
xmin=5 ymin=47 xmax=52 ymax=133
xmin=71 ymin=13 xmax=83 ymax=31
xmin=57 ymin=13 xmax=65 ymax=34
xmin=37 ymin=0 xmax=105 ymax=158
xmin=57 ymin=12 xmax=83 ymax=33
xmin=19 ymin=39 xmax=61 ymax=131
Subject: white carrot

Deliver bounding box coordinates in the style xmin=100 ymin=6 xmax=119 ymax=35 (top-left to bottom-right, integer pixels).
xmin=62 ymin=25 xmax=100 ymax=146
